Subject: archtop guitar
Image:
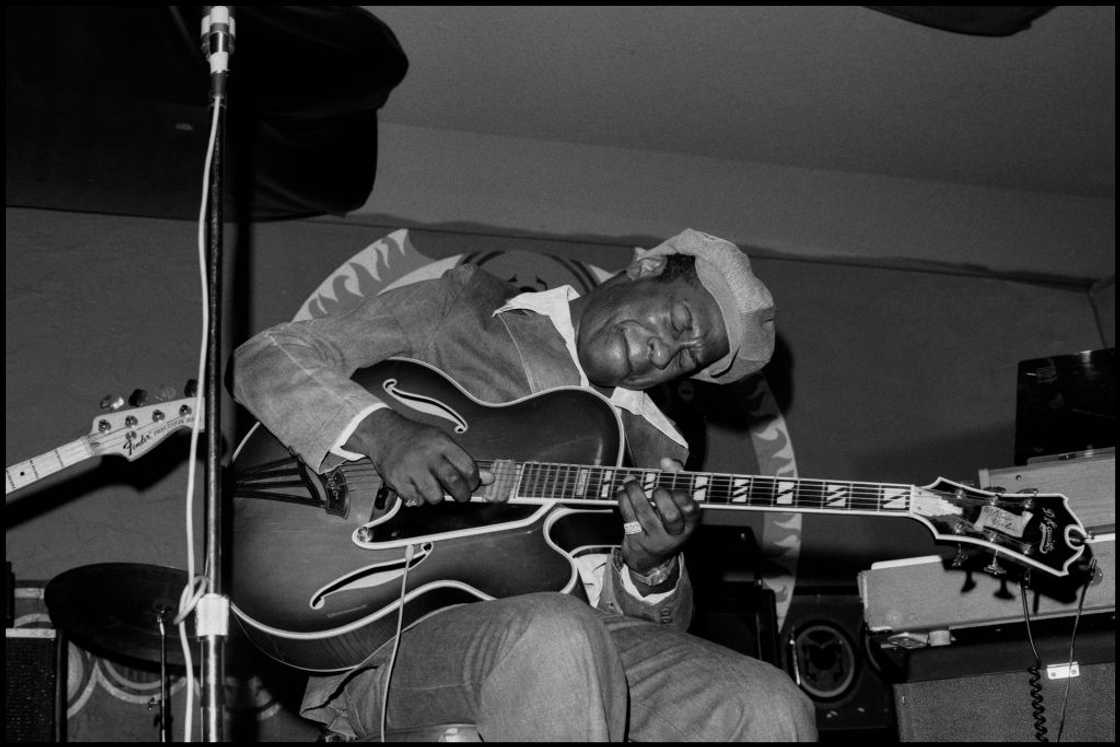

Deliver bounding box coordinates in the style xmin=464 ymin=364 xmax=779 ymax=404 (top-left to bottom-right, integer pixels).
xmin=229 ymin=358 xmax=1089 ymax=672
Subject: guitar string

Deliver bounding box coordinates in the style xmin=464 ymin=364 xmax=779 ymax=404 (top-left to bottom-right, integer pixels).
xmin=17 ymin=420 xmax=1021 ymax=513
xmin=7 ymin=414 xmax=193 ymax=487
xmin=332 ymin=461 xmax=1017 ymax=512
xmin=52 ymin=421 xmax=1003 ymax=514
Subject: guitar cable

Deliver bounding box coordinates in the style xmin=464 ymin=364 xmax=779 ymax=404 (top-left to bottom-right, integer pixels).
xmin=380 ymin=542 xmax=417 ymax=743
xmin=174 ymin=62 xmax=224 ymax=743
xmin=1019 ymin=558 xmax=1095 ymax=743
xmin=1021 ymin=607 xmax=1048 ymax=743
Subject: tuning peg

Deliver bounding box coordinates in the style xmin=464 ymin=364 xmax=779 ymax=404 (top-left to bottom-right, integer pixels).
xmin=184 ymin=379 xmax=199 ymax=398
xmin=128 ymin=389 xmax=149 ymax=407
xmin=154 ymin=384 xmax=177 ymax=402
xmin=100 ymin=394 xmax=125 ymax=411
xmin=950 ymin=545 xmax=969 ymax=568
xmin=982 ymin=485 xmax=1006 ymax=506
xmin=983 ymin=553 xmax=1007 ymax=578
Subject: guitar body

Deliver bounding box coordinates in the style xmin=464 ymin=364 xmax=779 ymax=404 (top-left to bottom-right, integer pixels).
xmin=230 ymin=358 xmax=626 ymax=672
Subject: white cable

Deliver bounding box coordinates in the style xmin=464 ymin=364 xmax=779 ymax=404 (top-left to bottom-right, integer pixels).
xmin=177 ymin=88 xmax=222 ymax=743
xmin=380 ymin=544 xmax=417 ymax=742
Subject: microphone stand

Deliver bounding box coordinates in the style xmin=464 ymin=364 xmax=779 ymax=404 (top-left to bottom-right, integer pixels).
xmin=197 ymin=6 xmax=235 ymax=741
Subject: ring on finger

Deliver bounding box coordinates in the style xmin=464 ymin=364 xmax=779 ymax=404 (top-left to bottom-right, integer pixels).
xmin=623 ymin=520 xmax=643 ymax=535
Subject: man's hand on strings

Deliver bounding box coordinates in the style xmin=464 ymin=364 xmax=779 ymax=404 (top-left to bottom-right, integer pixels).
xmin=617 ymin=457 xmax=700 ymax=574
xmin=349 ymin=409 xmax=493 ymax=506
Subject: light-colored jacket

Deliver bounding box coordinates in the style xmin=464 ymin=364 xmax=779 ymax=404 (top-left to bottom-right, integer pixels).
xmin=232 ymin=263 xmax=694 ymax=634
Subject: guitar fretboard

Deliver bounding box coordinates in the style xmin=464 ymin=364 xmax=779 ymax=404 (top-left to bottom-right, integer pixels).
xmin=486 ymin=461 xmax=915 ymax=515
xmin=5 ymin=438 xmax=92 ymax=495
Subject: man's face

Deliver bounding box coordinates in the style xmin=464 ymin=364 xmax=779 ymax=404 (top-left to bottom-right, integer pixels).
xmin=576 ymin=271 xmax=729 ymax=390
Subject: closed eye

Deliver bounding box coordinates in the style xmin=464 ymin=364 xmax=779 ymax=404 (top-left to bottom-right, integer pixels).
xmin=673 ymin=302 xmax=694 ymax=336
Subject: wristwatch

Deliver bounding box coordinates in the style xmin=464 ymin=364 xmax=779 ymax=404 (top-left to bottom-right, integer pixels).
xmin=614 ymin=547 xmax=679 ymax=586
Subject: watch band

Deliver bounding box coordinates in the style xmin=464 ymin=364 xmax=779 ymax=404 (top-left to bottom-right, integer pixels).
xmin=615 ymin=548 xmax=679 ymax=586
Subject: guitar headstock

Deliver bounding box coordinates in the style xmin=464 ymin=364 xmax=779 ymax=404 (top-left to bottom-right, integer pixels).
xmin=910 ymin=478 xmax=1089 ymax=578
xmin=87 ymin=395 xmax=199 ymax=461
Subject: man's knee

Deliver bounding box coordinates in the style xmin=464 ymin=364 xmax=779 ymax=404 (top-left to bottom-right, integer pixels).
xmin=687 ymin=655 xmax=817 ymax=742
xmin=499 ymin=592 xmax=609 ymax=656
xmin=766 ymin=677 xmax=818 ymax=741
xmin=733 ymin=663 xmax=818 ymax=741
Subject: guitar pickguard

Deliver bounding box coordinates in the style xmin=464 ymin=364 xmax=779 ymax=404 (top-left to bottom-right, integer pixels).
xmin=359 ymin=501 xmax=544 ymax=543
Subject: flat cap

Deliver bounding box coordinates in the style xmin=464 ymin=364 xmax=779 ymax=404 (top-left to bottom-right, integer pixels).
xmin=638 ymin=229 xmax=775 ymax=383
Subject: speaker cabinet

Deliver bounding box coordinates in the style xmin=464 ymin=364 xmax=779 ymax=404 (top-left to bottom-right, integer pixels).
xmin=687 ymin=525 xmax=781 ymax=665
xmin=5 ymin=627 xmax=66 ymax=742
xmin=690 ymin=581 xmax=781 ymax=665
xmin=780 ymin=592 xmax=895 ymax=735
xmin=890 ymin=614 xmax=1115 ymax=742
xmin=895 ymin=662 xmax=1115 ymax=741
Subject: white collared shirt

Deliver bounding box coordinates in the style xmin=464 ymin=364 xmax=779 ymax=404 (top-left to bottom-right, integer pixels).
xmin=494 ymin=285 xmax=684 ymax=604
xmin=494 ymin=285 xmax=687 ymax=448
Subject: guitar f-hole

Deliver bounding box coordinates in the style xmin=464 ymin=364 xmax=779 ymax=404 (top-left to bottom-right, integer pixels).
xmin=309 ymin=542 xmax=432 ymax=610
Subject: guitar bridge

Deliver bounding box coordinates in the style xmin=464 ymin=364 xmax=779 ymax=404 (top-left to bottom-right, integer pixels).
xmin=232 ymin=455 xmax=349 ymax=518
xmin=322 ymin=469 xmax=349 ymax=517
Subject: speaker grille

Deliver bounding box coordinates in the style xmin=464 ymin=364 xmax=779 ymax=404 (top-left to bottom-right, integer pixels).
xmin=5 ymin=629 xmax=61 ymax=742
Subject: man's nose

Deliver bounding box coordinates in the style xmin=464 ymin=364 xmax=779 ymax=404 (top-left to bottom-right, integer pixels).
xmin=647 ymin=337 xmax=676 ymax=368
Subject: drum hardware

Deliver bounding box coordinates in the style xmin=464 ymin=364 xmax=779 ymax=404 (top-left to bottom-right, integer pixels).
xmin=44 ymin=563 xmax=200 ymax=742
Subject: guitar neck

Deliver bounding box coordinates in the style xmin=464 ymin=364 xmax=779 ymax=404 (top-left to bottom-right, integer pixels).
xmin=5 ymin=437 xmax=94 ymax=495
xmin=486 ymin=460 xmax=917 ymax=517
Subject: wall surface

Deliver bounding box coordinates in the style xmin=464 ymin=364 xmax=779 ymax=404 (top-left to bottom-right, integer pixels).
xmin=359 ymin=123 xmax=1115 ymax=282
xmin=6 ymin=207 xmax=1105 ymax=587
xmin=5 ymin=205 xmax=1108 ymax=740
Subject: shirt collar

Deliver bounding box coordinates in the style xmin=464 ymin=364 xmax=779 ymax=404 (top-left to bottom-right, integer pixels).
xmin=494 ymin=286 xmax=687 ymax=449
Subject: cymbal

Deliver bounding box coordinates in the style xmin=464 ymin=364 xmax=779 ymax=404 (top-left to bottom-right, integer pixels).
xmin=45 ymin=562 xmax=201 ymax=669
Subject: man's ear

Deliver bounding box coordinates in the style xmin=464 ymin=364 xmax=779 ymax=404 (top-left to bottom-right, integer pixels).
xmin=624 ymin=254 xmax=667 ymax=280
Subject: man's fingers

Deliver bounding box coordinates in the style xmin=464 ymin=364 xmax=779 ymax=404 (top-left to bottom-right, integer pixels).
xmin=414 ymin=472 xmax=445 ymax=505
xmin=442 ymin=444 xmax=480 ymax=487
xmin=653 ymin=489 xmax=686 ymax=534
xmin=620 ymin=480 xmax=661 ymax=532
xmin=660 ymin=457 xmax=685 ymax=473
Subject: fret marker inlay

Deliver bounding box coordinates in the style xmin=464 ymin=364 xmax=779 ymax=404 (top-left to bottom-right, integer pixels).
xmin=825 ymin=483 xmax=850 ymax=507
xmin=775 ymin=480 xmax=796 ymax=505
xmin=882 ymin=488 xmax=909 ymax=509
xmin=692 ymin=475 xmax=708 ymax=502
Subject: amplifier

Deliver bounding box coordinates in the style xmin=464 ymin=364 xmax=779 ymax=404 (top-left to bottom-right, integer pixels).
xmin=891 ymin=613 xmax=1115 ymax=742
xmin=5 ymin=627 xmax=66 ymax=742
xmin=860 ymin=533 xmax=1114 ymax=644
xmin=979 ymin=451 xmax=1114 ymax=531
xmin=895 ymin=661 xmax=1115 ymax=741
xmin=687 ymin=525 xmax=782 ymax=666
